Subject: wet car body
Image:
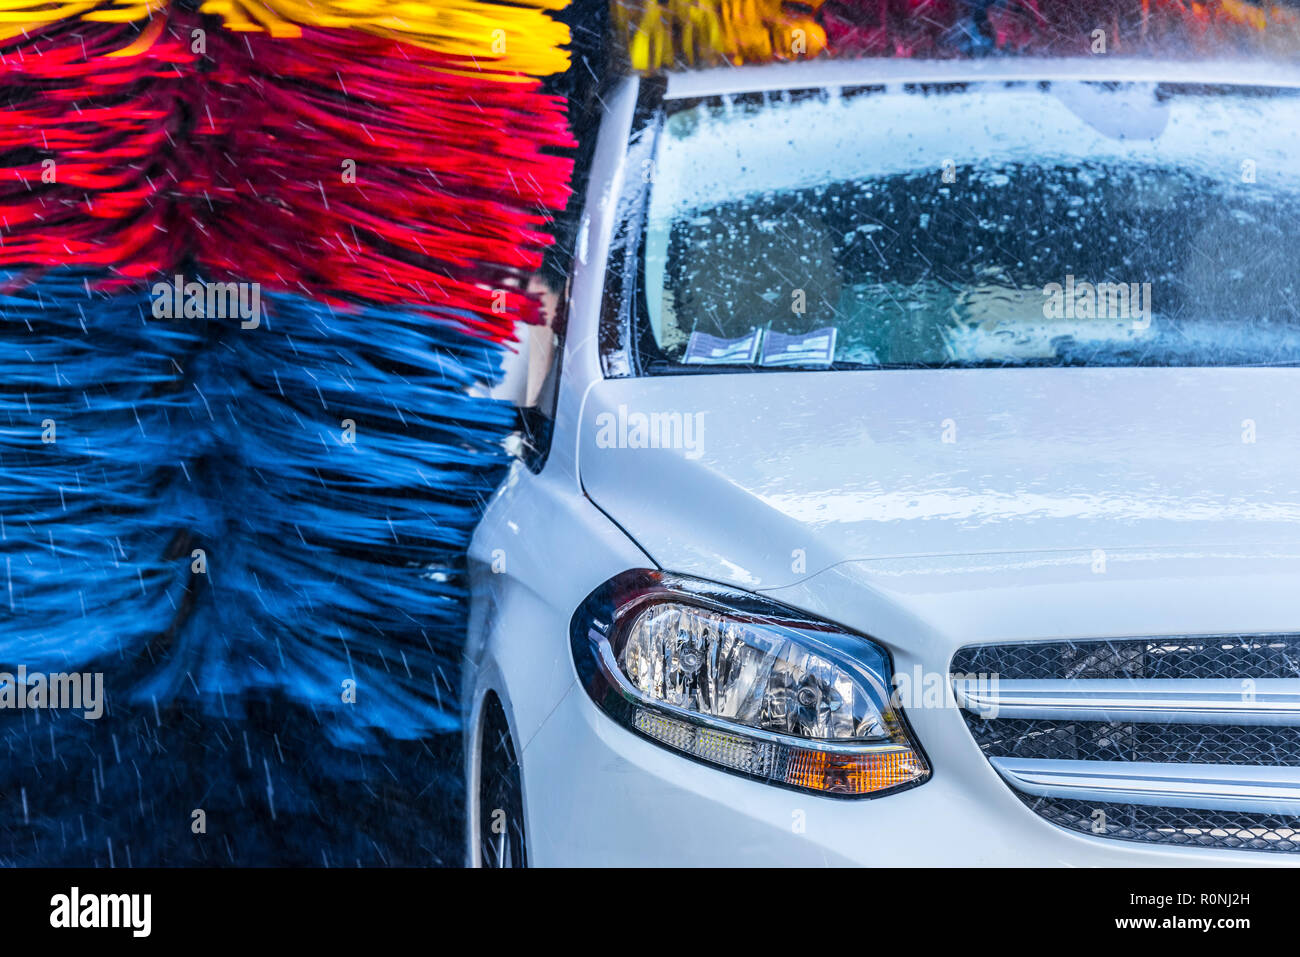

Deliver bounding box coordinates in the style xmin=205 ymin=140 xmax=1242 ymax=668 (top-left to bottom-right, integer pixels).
xmin=464 ymin=57 xmax=1300 ymax=866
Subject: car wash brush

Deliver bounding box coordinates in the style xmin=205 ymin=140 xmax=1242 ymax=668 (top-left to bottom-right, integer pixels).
xmin=0 ymin=0 xmax=574 ymax=863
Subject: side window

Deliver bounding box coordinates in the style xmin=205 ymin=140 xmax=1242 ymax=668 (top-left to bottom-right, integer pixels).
xmin=516 ymin=269 xmax=567 ymax=473
xmin=515 ymin=77 xmax=611 ymax=473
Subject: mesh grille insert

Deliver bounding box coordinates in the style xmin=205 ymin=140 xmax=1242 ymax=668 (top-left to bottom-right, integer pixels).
xmin=1018 ymin=793 xmax=1300 ymax=854
xmin=951 ymin=634 xmax=1300 ymax=680
xmin=968 ymin=718 xmax=1300 ymax=766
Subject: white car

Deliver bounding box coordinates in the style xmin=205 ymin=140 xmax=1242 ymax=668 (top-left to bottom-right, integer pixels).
xmin=464 ymin=55 xmax=1300 ymax=866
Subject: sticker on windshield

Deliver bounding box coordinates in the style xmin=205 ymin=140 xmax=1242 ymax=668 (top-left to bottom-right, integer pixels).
xmin=760 ymin=327 xmax=838 ymax=367
xmin=683 ymin=329 xmax=762 ymax=365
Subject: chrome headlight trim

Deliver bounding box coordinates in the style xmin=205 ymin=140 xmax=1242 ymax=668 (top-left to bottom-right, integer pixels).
xmin=570 ymin=568 xmax=931 ymax=798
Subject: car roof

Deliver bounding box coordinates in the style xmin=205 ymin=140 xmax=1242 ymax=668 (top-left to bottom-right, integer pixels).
xmin=663 ymin=56 xmax=1300 ymax=100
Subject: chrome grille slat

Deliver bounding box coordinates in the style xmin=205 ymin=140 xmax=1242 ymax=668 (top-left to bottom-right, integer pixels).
xmin=991 ymin=757 xmax=1300 ymax=814
xmin=953 ymin=678 xmax=1300 ymax=724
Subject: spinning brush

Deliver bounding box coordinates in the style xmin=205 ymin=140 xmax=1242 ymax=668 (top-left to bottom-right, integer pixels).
xmin=615 ymin=0 xmax=1300 ymax=69
xmin=0 ymin=0 xmax=574 ymax=755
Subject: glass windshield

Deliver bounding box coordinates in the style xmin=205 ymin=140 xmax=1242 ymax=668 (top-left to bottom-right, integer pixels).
xmin=638 ymin=80 xmax=1300 ymax=371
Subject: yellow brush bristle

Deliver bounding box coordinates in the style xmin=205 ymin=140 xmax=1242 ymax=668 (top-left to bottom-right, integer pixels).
xmin=613 ymin=0 xmax=825 ymax=70
xmin=0 ymin=0 xmax=572 ymax=76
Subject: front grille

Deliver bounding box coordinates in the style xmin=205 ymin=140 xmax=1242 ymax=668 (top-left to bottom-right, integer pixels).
xmin=951 ymin=635 xmax=1300 ymax=854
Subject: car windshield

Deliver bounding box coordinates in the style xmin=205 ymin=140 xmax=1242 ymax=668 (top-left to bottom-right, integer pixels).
xmin=637 ymin=79 xmax=1300 ymax=371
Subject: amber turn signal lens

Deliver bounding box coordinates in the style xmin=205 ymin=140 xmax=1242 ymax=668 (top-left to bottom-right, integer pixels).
xmin=783 ymin=745 xmax=926 ymax=796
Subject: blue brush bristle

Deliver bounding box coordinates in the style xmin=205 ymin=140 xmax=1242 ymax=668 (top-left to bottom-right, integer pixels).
xmin=0 ymin=271 xmax=516 ymax=744
xmin=0 ymin=274 xmax=196 ymax=668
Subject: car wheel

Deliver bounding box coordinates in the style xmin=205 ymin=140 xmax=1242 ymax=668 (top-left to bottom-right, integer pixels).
xmin=478 ymin=694 xmax=527 ymax=868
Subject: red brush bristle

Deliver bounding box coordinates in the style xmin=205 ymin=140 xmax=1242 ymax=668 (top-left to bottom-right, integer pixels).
xmin=192 ymin=27 xmax=575 ymax=338
xmin=0 ymin=13 xmax=576 ymax=342
xmin=0 ymin=17 xmax=197 ymax=282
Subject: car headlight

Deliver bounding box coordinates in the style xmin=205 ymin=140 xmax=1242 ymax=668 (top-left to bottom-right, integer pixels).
xmin=570 ymin=569 xmax=929 ymax=798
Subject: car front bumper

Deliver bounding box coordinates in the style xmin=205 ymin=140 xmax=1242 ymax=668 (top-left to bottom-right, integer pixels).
xmin=520 ymin=679 xmax=1295 ymax=867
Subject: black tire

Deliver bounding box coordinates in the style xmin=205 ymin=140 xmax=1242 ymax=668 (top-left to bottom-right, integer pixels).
xmin=478 ymin=695 xmax=527 ymax=868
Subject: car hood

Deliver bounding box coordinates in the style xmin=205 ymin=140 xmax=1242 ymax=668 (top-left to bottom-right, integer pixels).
xmin=577 ymin=367 xmax=1300 ymax=593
